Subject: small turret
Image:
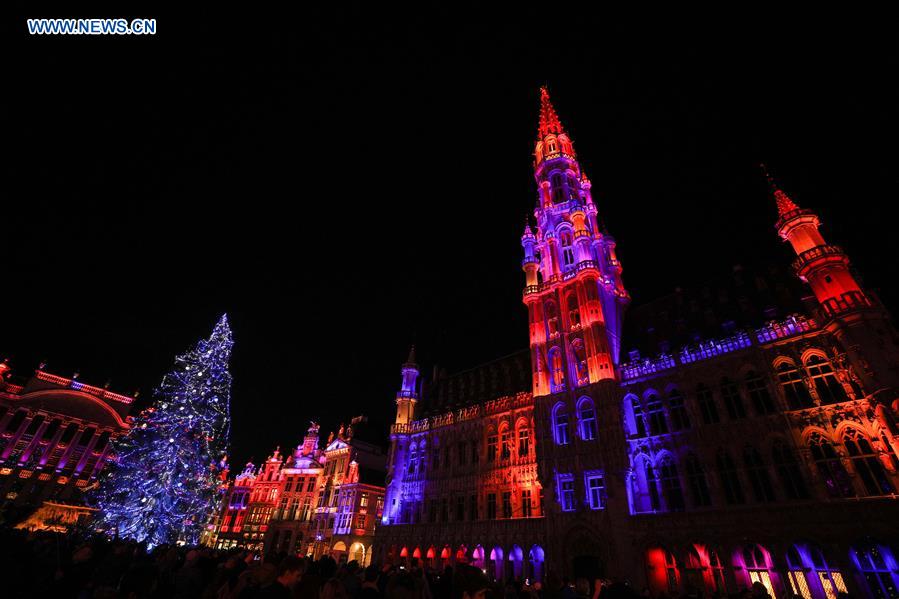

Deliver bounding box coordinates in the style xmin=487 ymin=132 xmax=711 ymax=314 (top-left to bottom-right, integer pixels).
xmin=395 ymin=346 xmax=419 ymax=426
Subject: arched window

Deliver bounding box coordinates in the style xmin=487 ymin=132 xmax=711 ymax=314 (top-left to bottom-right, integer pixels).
xmin=785 ymin=546 xmax=814 ymax=599
xmin=659 ymin=456 xmax=685 ymax=511
xmin=577 ymin=397 xmax=597 ymax=441
xmin=552 ymin=402 xmax=570 ymax=446
xmin=499 ymin=425 xmax=512 ymax=461
xmin=567 ymin=294 xmax=581 ymax=328
xmin=717 ymin=449 xmax=745 ymax=504
xmin=743 ymin=446 xmax=776 ymax=502
xmin=560 ymin=231 xmax=575 ymax=268
xmin=567 ymin=175 xmax=580 ymax=200
xmin=746 ymin=371 xmax=776 ymax=415
xmin=697 ymin=384 xmax=720 ymax=424
xmin=646 ymin=460 xmax=661 ymax=512
xmin=852 ymin=544 xmax=899 ymax=599
xmin=646 ymin=393 xmax=668 ymax=435
xmin=551 ymin=173 xmax=564 ymax=203
xmin=406 ymin=445 xmax=417 ymax=476
xmin=772 ymin=441 xmax=809 ymax=500
xmin=684 ymin=453 xmax=712 ymax=507
xmin=809 ymin=432 xmax=854 ymax=498
xmin=517 ymin=424 xmax=530 ymax=457
xmin=549 ymin=347 xmax=565 ymax=391
xmin=668 ymin=389 xmax=691 ymax=431
xmin=742 ymin=545 xmax=776 ymax=598
xmin=805 ymin=355 xmax=849 ymax=404
xmin=720 ymin=378 xmax=746 ymax=419
xmin=777 ymin=360 xmax=813 ymax=409
xmin=630 ymin=396 xmax=647 ymax=437
xmin=571 ymin=339 xmax=588 ymax=386
xmin=708 ymin=549 xmax=727 ymax=595
xmin=844 ymin=430 xmax=895 ymax=496
xmin=809 ymin=545 xmax=849 ymax=599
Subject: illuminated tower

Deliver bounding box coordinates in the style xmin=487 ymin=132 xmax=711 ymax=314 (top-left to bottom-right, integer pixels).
xmin=523 ymin=88 xmax=629 ymax=397
xmin=395 ymin=346 xmax=419 ymax=426
xmin=769 ymin=170 xmax=899 ymax=390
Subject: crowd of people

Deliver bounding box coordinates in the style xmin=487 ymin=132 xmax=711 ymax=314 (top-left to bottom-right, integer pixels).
xmin=0 ymin=528 xmax=825 ymax=599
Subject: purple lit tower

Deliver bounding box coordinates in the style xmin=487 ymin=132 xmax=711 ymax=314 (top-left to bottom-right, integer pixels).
xmin=523 ymin=87 xmax=629 ymax=398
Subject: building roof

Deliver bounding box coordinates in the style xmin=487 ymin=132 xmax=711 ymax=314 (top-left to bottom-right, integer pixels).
xmin=421 ymin=349 xmax=531 ymax=414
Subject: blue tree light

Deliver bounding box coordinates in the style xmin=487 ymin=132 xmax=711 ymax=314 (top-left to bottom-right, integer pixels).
xmin=91 ymin=314 xmax=233 ymax=547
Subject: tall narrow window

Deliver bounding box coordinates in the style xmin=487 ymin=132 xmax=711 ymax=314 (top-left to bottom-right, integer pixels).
xmin=659 ymin=457 xmax=685 ymax=511
xmin=743 ymin=446 xmax=776 ymax=502
xmin=521 ymin=490 xmax=532 ymax=517
xmin=578 ymin=397 xmax=597 ymax=441
xmin=720 ymin=378 xmax=747 ymax=419
xmin=487 ymin=493 xmax=497 ymax=519
xmin=685 ymin=453 xmax=712 ymax=507
xmin=585 ymin=472 xmax=605 ymax=510
xmin=809 ymin=546 xmax=849 ymax=599
xmin=551 ymin=173 xmax=564 ymax=203
xmin=518 ymin=427 xmax=530 ymax=457
xmin=500 ymin=429 xmax=511 ymax=461
xmin=646 ymin=394 xmax=668 ymax=435
xmin=553 ymin=403 xmax=570 ymax=445
xmin=717 ymin=450 xmax=745 ymax=504
xmin=805 ymin=355 xmax=849 ymax=404
xmin=487 ymin=434 xmax=497 ymax=463
xmin=786 ymin=546 xmax=813 ymax=599
xmin=560 ymin=231 xmax=575 ymax=268
xmin=853 ymin=544 xmax=899 ymax=599
xmin=646 ymin=461 xmax=661 ymax=511
xmin=809 ymin=433 xmax=854 ymax=498
xmin=558 ymin=474 xmax=575 ymax=512
xmin=469 ymin=495 xmax=478 ymax=520
xmin=631 ymin=396 xmax=647 ymax=437
xmin=502 ymin=492 xmax=512 ymax=519
xmin=844 ymin=431 xmax=895 ymax=496
xmin=746 ymin=372 xmax=776 ymax=414
xmin=668 ymin=389 xmax=691 ymax=431
xmin=743 ymin=545 xmax=776 ymax=599
xmin=697 ymin=384 xmax=720 ymax=424
xmin=458 ymin=442 xmax=466 ymax=466
xmin=772 ymin=441 xmax=809 ymax=500
xmin=777 ymin=361 xmax=813 ymax=409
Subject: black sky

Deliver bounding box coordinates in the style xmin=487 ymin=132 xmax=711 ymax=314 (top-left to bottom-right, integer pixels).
xmin=5 ymin=8 xmax=898 ymax=466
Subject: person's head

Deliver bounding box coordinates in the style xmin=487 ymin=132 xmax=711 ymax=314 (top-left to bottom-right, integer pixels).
xmin=751 ymin=583 xmax=769 ymax=597
xmin=454 ymin=564 xmax=490 ymax=599
xmin=365 ymin=565 xmax=380 ymax=584
xmin=277 ymin=556 xmax=305 ymax=588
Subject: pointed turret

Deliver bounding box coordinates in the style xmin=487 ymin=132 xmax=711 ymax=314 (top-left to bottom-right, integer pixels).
xmin=538 ymin=86 xmax=565 ymax=138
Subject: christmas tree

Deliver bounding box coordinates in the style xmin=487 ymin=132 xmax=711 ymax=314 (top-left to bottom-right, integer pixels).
xmin=91 ymin=314 xmax=233 ymax=546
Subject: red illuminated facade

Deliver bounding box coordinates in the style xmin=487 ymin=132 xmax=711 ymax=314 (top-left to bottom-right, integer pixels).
xmin=0 ymin=364 xmax=134 ymax=528
xmin=208 ymin=419 xmax=385 ymax=564
xmin=375 ymin=89 xmax=899 ymax=599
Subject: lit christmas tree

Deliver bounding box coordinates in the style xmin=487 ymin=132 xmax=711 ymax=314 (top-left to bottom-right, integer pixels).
xmin=91 ymin=314 xmax=233 ymax=546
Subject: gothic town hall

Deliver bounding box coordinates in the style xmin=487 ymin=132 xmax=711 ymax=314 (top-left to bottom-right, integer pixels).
xmin=375 ymin=88 xmax=899 ymax=599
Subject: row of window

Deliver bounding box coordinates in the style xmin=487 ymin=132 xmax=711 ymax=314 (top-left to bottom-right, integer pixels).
xmin=627 ymin=431 xmax=895 ymax=515
xmin=394 ymin=489 xmax=542 ymax=524
xmin=651 ymin=542 xmax=898 ymax=599
xmin=622 ymin=354 xmax=856 ymax=440
xmin=557 ymin=471 xmax=605 ymax=511
xmin=551 ymin=397 xmax=597 ymax=445
xmin=404 ymin=428 xmax=534 ymax=477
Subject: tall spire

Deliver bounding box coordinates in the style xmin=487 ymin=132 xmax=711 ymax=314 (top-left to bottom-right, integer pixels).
xmin=761 ymin=164 xmax=799 ymax=216
xmin=538 ymin=86 xmax=565 ymax=138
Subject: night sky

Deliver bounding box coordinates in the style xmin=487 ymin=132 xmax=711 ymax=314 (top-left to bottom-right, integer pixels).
xmin=5 ymin=9 xmax=897 ymax=466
